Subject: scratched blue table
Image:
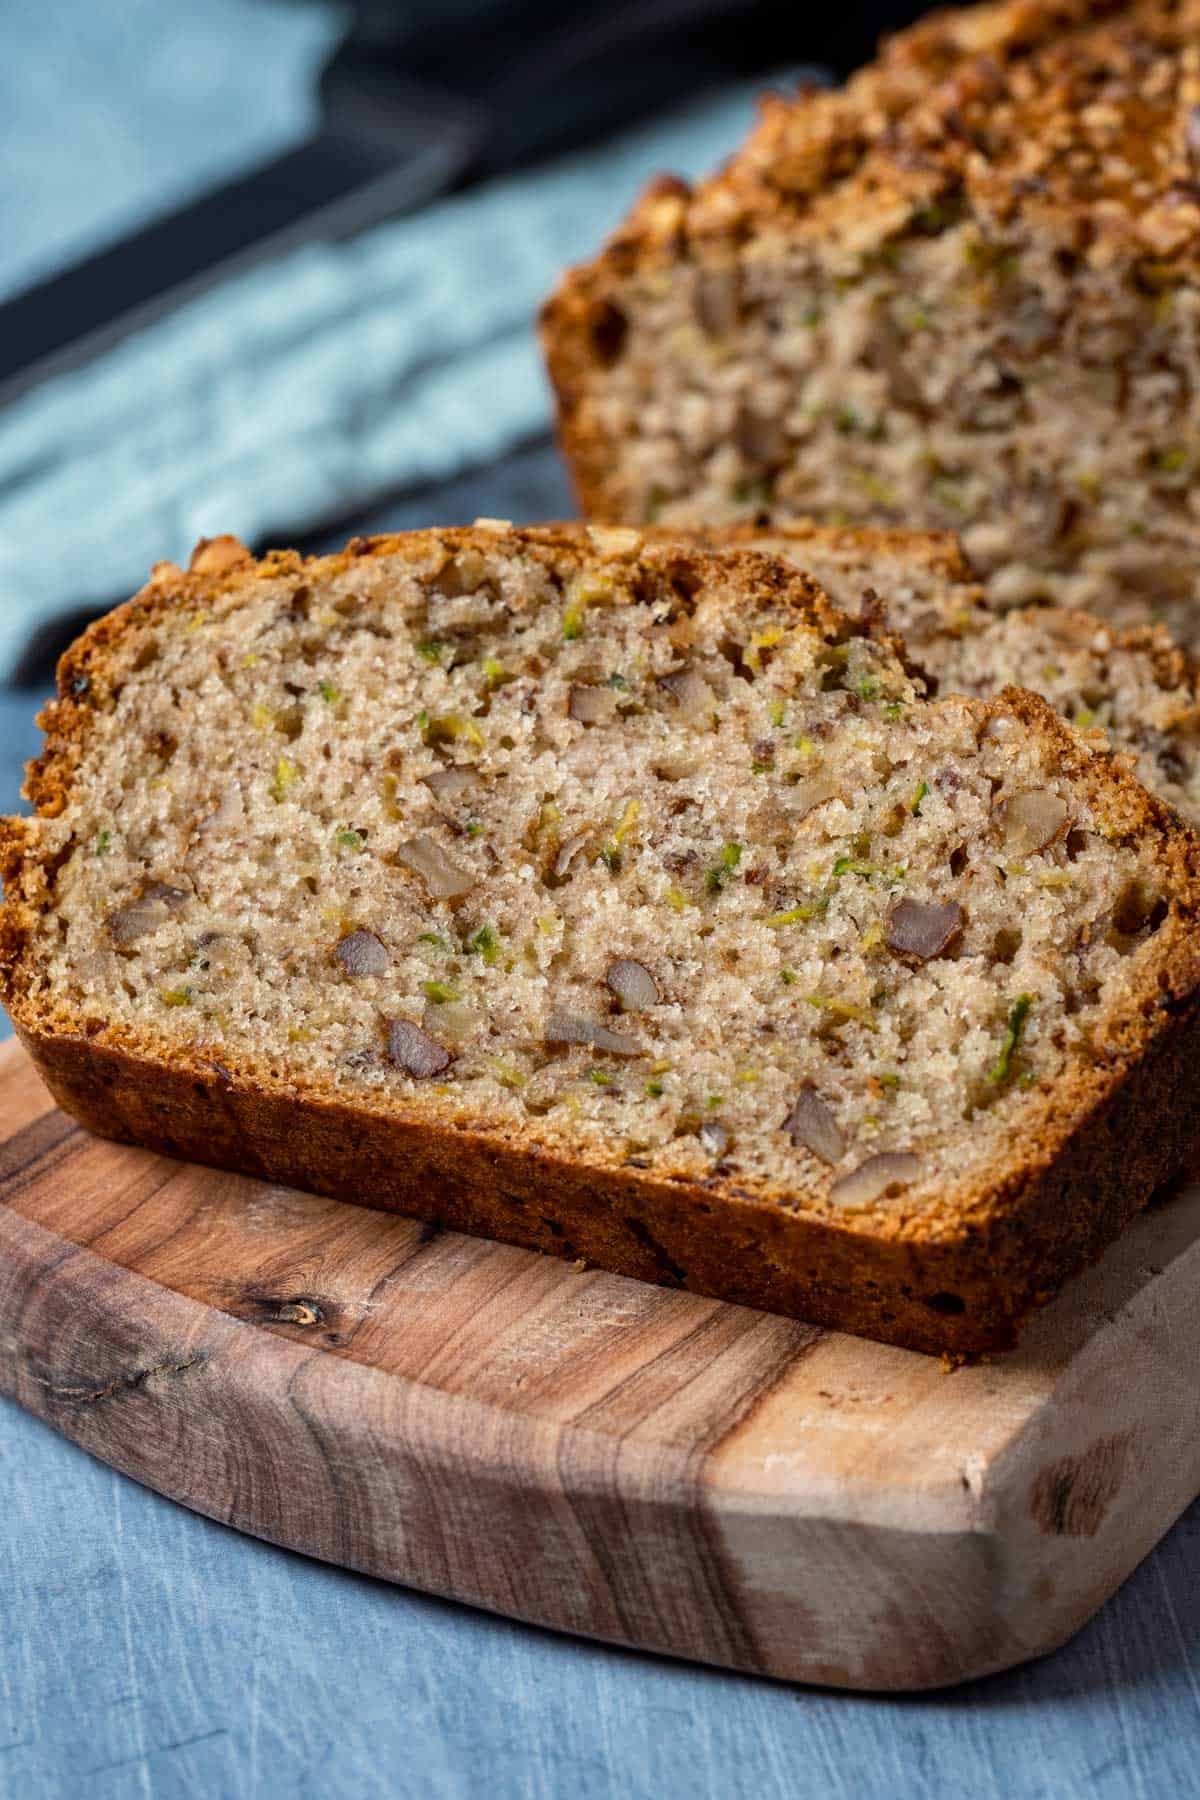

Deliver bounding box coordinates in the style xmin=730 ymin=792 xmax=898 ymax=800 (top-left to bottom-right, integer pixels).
xmin=3 ymin=455 xmax=1200 ymax=1798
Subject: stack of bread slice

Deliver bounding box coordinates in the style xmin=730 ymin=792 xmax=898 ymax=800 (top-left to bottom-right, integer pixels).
xmin=5 ymin=0 xmax=1200 ymax=1354
xmin=4 ymin=521 xmax=1200 ymax=1354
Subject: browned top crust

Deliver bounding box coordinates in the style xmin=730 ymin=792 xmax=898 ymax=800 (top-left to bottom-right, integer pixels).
xmin=0 ymin=521 xmax=852 ymax=890
xmin=679 ymin=517 xmax=1200 ymax=685
xmin=669 ymin=520 xmax=983 ymax=592
xmin=555 ymin=0 xmax=1200 ymax=280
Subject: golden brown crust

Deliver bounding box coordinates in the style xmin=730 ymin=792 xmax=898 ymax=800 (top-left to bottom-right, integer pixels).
xmin=6 ymin=526 xmax=1200 ymax=1355
xmin=661 ymin=520 xmax=981 ymax=585
xmin=11 ymin=830 xmax=1200 ymax=1357
xmin=541 ymin=0 xmax=1200 ymax=517
xmin=698 ymin=520 xmax=1200 ymax=723
xmin=575 ymin=0 xmax=1200 ymax=264
xmin=697 ymin=0 xmax=1200 ymax=261
xmin=11 ymin=984 xmax=1199 ymax=1358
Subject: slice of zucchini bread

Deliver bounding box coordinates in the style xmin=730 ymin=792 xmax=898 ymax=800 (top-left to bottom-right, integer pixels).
xmin=932 ymin=607 xmax=1200 ymax=824
xmin=704 ymin=522 xmax=1200 ymax=825
xmin=541 ymin=0 xmax=1200 ymax=642
xmin=4 ymin=523 xmax=1200 ymax=1356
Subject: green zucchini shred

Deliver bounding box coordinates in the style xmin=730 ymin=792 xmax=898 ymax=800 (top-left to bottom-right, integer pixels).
xmin=988 ymin=994 xmax=1034 ymax=1085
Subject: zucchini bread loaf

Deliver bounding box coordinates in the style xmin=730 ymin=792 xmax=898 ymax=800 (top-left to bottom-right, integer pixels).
xmin=542 ymin=0 xmax=1200 ymax=642
xmin=703 ymin=522 xmax=1200 ymax=826
xmin=4 ymin=524 xmax=1200 ymax=1355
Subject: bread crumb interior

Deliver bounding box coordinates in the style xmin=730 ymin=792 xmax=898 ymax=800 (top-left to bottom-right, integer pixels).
xmin=23 ymin=536 xmax=1176 ymax=1216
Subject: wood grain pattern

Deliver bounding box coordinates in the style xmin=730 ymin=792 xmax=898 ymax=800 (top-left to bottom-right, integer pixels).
xmin=1 ymin=1035 xmax=1198 ymax=1690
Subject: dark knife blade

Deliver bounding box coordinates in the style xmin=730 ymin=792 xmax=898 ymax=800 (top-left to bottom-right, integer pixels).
xmin=0 ymin=77 xmax=483 ymax=412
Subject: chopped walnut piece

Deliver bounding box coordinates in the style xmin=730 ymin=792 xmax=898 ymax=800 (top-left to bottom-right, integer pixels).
xmin=886 ymin=899 xmax=965 ymax=962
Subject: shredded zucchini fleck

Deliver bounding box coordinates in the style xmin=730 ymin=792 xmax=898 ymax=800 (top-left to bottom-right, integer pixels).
xmin=1155 ymin=445 xmax=1190 ymax=474
xmin=270 ymin=757 xmax=299 ymax=801
xmin=423 ymin=712 xmax=484 ymax=747
xmin=765 ymin=904 xmax=815 ymax=928
xmin=468 ymin=925 xmax=501 ymax=965
xmin=422 ymin=980 xmax=460 ymax=1004
xmin=706 ymin=842 xmax=743 ymax=892
xmin=988 ymin=994 xmax=1034 ymax=1085
xmin=807 ymin=995 xmax=876 ymax=1030
xmin=613 ymin=799 xmax=640 ymax=845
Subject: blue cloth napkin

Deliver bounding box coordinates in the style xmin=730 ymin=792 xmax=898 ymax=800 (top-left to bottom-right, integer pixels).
xmin=0 ymin=22 xmax=799 ymax=678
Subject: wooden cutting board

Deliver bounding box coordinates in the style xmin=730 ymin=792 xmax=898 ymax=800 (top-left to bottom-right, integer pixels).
xmin=1 ymin=1035 xmax=1198 ymax=1691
